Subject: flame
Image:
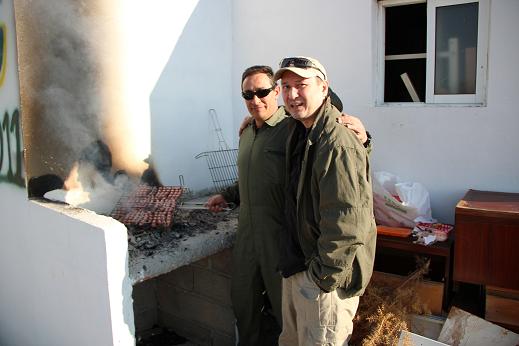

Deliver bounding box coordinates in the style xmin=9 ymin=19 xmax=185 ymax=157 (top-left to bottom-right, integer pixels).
xmin=63 ymin=162 xmax=91 ymax=206
xmin=59 ymin=160 xmax=136 ymax=214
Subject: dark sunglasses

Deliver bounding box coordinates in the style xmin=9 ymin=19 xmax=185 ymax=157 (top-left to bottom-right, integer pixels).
xmin=241 ymin=86 xmax=275 ymax=100
xmin=280 ymin=57 xmax=326 ymax=79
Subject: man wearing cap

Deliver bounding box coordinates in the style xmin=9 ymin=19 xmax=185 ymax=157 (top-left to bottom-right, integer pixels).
xmin=206 ymin=64 xmax=371 ymax=345
xmin=274 ymin=56 xmax=376 ymax=345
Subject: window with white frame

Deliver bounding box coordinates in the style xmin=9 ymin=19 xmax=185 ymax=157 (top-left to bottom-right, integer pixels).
xmin=378 ymin=0 xmax=489 ymax=105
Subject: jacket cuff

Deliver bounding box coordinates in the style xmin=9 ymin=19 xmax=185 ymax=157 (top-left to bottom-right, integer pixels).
xmin=308 ymin=261 xmax=337 ymax=293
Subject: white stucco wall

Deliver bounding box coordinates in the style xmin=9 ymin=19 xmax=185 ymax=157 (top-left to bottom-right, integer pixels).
xmin=150 ymin=0 xmax=233 ymax=191
xmin=0 ymin=185 xmax=135 ymax=346
xmin=231 ymin=0 xmax=519 ymax=223
xmin=1 ymin=1 xmax=134 ymax=344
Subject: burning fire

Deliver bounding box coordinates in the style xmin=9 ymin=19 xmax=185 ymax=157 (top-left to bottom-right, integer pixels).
xmin=63 ymin=162 xmax=91 ymax=206
xmin=45 ymin=160 xmax=136 ymax=215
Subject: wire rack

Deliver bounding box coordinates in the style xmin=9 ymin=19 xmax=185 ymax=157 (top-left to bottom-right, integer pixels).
xmin=195 ymin=148 xmax=238 ymax=192
xmin=195 ymin=109 xmax=238 ymax=191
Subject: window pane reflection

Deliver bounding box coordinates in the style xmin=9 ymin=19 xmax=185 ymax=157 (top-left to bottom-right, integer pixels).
xmin=435 ymin=2 xmax=478 ymax=95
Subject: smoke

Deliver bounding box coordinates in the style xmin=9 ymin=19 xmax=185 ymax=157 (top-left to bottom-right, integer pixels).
xmin=14 ymin=0 xmax=148 ymax=214
xmin=37 ymin=1 xmax=100 ymax=155
xmin=15 ymin=0 xmax=119 ymax=179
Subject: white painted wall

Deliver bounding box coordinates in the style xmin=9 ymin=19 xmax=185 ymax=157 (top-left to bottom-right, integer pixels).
xmin=0 ymin=185 xmax=135 ymax=346
xmin=150 ymin=0 xmax=233 ymax=191
xmin=0 ymin=0 xmax=24 ymax=185
xmin=1 ymin=1 xmax=134 ymax=344
xmin=231 ymin=0 xmax=519 ymax=223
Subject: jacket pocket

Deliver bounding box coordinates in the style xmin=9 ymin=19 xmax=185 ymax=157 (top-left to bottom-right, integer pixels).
xmin=263 ymin=147 xmax=286 ymax=184
xmin=300 ymin=270 xmax=320 ymax=300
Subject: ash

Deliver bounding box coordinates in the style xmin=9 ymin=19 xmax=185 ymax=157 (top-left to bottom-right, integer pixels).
xmin=127 ymin=208 xmax=238 ymax=258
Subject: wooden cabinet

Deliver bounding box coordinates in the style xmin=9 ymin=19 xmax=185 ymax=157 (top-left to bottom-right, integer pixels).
xmin=454 ymin=189 xmax=519 ymax=290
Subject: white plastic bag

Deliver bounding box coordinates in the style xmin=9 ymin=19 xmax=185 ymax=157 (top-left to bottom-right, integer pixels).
xmin=372 ymin=171 xmax=435 ymax=228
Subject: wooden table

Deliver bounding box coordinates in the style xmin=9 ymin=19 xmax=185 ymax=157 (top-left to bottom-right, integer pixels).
xmin=376 ymin=231 xmax=455 ymax=313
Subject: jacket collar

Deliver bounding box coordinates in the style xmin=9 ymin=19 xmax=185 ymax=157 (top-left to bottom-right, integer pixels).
xmin=306 ymin=96 xmax=337 ymax=145
xmin=250 ymin=106 xmax=287 ymax=130
xmin=295 ymin=97 xmax=337 ymax=202
xmin=264 ymin=106 xmax=287 ymax=127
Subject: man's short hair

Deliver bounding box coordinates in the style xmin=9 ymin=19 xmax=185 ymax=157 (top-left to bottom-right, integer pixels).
xmin=241 ymin=65 xmax=276 ymax=88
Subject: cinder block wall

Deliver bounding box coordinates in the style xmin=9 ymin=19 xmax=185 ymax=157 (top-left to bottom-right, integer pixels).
xmin=132 ymin=279 xmax=158 ymax=333
xmin=133 ymin=248 xmax=236 ymax=345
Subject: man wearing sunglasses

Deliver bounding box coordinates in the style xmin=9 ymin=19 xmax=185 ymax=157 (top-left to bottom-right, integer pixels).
xmin=274 ymin=56 xmax=376 ymax=346
xmin=206 ymin=64 xmax=370 ymax=345
xmin=238 ymin=87 xmax=371 ymax=146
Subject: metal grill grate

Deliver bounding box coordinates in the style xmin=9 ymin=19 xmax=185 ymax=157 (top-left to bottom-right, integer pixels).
xmin=195 ymin=148 xmax=238 ymax=192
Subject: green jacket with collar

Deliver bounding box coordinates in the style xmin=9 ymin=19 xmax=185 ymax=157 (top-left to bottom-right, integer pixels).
xmin=286 ymin=97 xmax=377 ymax=296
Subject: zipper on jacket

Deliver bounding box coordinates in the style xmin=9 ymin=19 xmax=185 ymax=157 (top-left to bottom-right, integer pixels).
xmin=296 ymin=139 xmax=312 ymax=261
xmin=246 ymin=128 xmax=257 ymax=230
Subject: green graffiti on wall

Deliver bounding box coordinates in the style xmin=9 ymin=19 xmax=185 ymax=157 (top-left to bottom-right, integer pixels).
xmin=0 ymin=109 xmax=24 ymax=186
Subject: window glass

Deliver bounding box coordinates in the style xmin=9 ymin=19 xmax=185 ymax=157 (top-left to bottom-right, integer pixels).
xmin=434 ymin=2 xmax=478 ymax=95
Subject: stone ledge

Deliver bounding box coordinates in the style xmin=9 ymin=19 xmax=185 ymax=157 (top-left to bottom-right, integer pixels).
xmin=129 ymin=211 xmax=237 ymax=285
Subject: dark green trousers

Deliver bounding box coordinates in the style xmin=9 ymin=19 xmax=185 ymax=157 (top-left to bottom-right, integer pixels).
xmin=231 ymin=231 xmax=282 ymax=346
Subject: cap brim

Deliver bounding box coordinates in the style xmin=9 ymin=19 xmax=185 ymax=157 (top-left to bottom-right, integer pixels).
xmin=273 ymin=67 xmax=325 ymax=81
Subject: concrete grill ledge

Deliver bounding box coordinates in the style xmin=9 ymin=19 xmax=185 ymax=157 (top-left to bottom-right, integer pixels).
xmin=30 ymin=195 xmax=238 ymax=286
xmin=14 ymin=195 xmax=238 ymax=344
xmin=127 ymin=209 xmax=238 ymax=285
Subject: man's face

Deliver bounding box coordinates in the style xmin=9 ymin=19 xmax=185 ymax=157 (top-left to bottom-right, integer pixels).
xmin=281 ymin=71 xmax=328 ymax=128
xmin=242 ymin=73 xmax=279 ymax=127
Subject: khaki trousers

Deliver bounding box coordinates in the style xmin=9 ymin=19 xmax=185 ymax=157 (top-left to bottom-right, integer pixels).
xmin=279 ymin=271 xmax=359 ymax=346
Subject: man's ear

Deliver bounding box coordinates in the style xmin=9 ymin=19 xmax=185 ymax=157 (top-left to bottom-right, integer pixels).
xmin=322 ymin=81 xmax=329 ymax=98
xmin=273 ymin=84 xmax=281 ymax=97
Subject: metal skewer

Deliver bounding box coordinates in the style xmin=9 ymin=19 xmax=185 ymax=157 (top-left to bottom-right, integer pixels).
xmin=177 ymin=202 xmax=236 ymax=211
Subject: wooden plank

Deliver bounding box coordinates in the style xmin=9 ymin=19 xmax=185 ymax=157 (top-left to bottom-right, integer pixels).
xmin=401 ymin=72 xmax=421 ymax=102
xmin=487 ymin=286 xmax=519 ymax=300
xmin=371 ymin=271 xmax=443 ymax=316
xmin=456 ymin=189 xmax=519 ymax=220
xmin=486 ymin=293 xmax=519 ymax=333
xmin=376 ymin=225 xmax=412 ymax=238
xmin=385 ymin=53 xmax=427 ymax=60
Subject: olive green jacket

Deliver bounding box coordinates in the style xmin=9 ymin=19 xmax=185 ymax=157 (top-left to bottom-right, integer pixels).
xmin=286 ymin=97 xmax=377 ymax=296
xmin=222 ymin=107 xmax=289 ymax=246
